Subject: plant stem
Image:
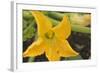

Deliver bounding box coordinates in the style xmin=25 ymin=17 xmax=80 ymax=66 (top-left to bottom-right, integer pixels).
xmin=71 ymin=24 xmax=90 ymax=33
xmin=46 ymin=12 xmax=72 ymax=20
xmin=46 ymin=12 xmax=64 ymax=20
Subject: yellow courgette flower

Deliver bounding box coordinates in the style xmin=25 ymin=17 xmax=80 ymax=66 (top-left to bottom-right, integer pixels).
xmin=23 ymin=11 xmax=79 ymax=61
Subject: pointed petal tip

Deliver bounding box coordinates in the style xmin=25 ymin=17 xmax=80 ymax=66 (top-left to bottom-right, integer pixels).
xmin=31 ymin=11 xmax=40 ymax=15
xmin=53 ymin=15 xmax=71 ymax=39
xmin=63 ymin=15 xmax=69 ymax=20
xmin=71 ymin=50 xmax=79 ymax=57
xmin=23 ymin=52 xmax=28 ymax=58
xmin=74 ymin=51 xmax=79 ymax=56
xmin=31 ymin=11 xmax=52 ymax=36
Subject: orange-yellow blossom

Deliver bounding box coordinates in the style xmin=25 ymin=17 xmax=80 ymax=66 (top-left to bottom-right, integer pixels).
xmin=23 ymin=11 xmax=78 ymax=61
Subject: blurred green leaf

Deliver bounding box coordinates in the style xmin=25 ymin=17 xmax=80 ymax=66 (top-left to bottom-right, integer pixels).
xmin=23 ymin=20 xmax=28 ymax=30
xmin=23 ymin=21 xmax=36 ymax=41
xmin=23 ymin=10 xmax=33 ymax=20
xmin=28 ymin=57 xmax=34 ymax=62
xmin=65 ymin=55 xmax=82 ymax=60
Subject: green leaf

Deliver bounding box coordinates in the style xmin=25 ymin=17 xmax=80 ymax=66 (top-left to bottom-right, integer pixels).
xmin=65 ymin=55 xmax=82 ymax=60
xmin=23 ymin=21 xmax=36 ymax=41
xmin=23 ymin=10 xmax=33 ymax=20
xmin=28 ymin=57 xmax=34 ymax=62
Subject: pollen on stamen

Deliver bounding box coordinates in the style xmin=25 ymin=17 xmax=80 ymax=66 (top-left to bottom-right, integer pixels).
xmin=45 ymin=30 xmax=55 ymax=39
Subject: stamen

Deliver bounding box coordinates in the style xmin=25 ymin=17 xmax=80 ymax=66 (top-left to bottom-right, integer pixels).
xmin=45 ymin=30 xmax=55 ymax=39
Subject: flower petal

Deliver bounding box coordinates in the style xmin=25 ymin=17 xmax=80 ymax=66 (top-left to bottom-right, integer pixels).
xmin=44 ymin=39 xmax=60 ymax=61
xmin=53 ymin=16 xmax=71 ymax=39
xmin=45 ymin=47 xmax=60 ymax=61
xmin=32 ymin=11 xmax=52 ymax=36
xmin=23 ymin=38 xmax=44 ymax=57
xmin=58 ymin=39 xmax=79 ymax=57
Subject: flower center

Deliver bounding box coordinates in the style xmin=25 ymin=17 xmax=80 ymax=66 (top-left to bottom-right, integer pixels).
xmin=45 ymin=30 xmax=55 ymax=39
